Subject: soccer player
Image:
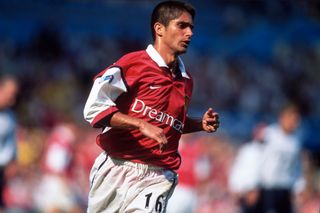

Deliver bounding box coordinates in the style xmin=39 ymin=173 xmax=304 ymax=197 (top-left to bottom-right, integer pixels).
xmin=0 ymin=74 xmax=19 ymax=210
xmin=259 ymin=104 xmax=303 ymax=213
xmin=83 ymin=1 xmax=220 ymax=212
xmin=229 ymin=123 xmax=266 ymax=213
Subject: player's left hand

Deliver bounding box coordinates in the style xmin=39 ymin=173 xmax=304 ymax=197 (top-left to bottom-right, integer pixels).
xmin=202 ymin=108 xmax=220 ymax=133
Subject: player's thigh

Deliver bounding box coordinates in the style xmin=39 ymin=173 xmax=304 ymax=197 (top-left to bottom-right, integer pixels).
xmin=88 ymin=153 xmax=127 ymax=213
xmin=124 ymin=170 xmax=177 ymax=213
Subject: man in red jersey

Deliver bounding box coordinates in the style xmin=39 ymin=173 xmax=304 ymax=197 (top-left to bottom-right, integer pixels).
xmin=83 ymin=1 xmax=220 ymax=212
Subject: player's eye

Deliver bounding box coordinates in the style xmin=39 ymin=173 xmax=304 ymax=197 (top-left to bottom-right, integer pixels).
xmin=177 ymin=22 xmax=194 ymax=30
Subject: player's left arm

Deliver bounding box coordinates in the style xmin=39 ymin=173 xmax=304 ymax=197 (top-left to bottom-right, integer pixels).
xmin=183 ymin=108 xmax=220 ymax=134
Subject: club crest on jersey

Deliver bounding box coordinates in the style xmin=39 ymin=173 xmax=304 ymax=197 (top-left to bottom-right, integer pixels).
xmin=101 ymin=75 xmax=114 ymax=83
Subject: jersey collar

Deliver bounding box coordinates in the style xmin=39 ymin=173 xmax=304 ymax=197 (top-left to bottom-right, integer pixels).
xmin=146 ymin=44 xmax=190 ymax=79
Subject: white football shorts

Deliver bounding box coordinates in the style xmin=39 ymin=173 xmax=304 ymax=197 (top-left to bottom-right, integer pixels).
xmin=87 ymin=152 xmax=178 ymax=213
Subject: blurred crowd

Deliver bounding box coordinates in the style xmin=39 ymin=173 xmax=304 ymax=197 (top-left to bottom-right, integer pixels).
xmin=0 ymin=0 xmax=320 ymax=212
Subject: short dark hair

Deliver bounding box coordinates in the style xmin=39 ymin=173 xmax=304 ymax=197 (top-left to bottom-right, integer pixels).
xmin=279 ymin=103 xmax=300 ymax=115
xmin=0 ymin=74 xmax=18 ymax=86
xmin=151 ymin=0 xmax=196 ymax=41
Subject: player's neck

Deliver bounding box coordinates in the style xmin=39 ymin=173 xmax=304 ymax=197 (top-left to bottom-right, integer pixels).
xmin=168 ymin=60 xmax=178 ymax=75
xmin=153 ymin=42 xmax=177 ymax=66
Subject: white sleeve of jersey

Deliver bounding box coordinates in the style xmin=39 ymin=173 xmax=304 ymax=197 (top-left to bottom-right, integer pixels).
xmin=83 ymin=67 xmax=127 ymax=125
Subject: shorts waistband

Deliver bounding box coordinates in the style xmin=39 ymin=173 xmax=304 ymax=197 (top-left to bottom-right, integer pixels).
xmin=109 ymin=156 xmax=164 ymax=171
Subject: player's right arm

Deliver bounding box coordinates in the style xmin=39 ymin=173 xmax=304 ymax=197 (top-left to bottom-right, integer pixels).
xmin=109 ymin=112 xmax=167 ymax=151
xmin=83 ymin=66 xmax=167 ymax=150
xmin=83 ymin=67 xmax=125 ymax=128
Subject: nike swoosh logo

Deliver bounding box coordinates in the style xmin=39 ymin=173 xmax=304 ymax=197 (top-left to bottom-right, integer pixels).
xmin=149 ymin=85 xmax=162 ymax=90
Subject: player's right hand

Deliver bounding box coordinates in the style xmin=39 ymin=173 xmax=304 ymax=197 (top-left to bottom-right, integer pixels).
xmin=138 ymin=120 xmax=167 ymax=152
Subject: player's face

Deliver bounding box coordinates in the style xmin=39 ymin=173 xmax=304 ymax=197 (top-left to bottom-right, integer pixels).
xmin=280 ymin=110 xmax=301 ymax=133
xmin=162 ymin=11 xmax=194 ymax=55
xmin=0 ymin=79 xmax=18 ymax=109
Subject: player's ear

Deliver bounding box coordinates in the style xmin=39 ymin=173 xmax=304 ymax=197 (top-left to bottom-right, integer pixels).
xmin=154 ymin=22 xmax=164 ymax=38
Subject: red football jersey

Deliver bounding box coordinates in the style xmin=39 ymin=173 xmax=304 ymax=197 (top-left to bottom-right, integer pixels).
xmin=84 ymin=45 xmax=193 ymax=170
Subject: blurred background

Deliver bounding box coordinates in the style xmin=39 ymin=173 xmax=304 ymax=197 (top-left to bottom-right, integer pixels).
xmin=0 ymin=0 xmax=319 ymax=212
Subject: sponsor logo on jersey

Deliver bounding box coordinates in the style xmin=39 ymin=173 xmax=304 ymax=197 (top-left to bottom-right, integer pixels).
xmin=131 ymin=98 xmax=184 ymax=133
